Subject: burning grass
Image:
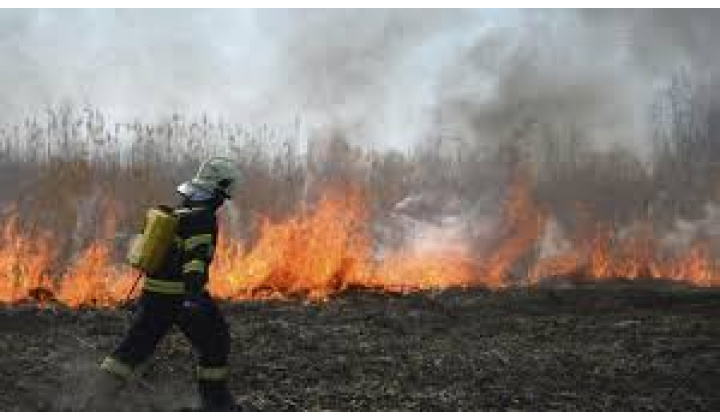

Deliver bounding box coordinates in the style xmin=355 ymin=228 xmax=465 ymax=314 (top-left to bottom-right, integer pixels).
xmin=2 ymin=99 xmax=720 ymax=307
xmin=0 ymin=105 xmax=718 ymax=410
xmin=1 ymin=177 xmax=719 ymax=308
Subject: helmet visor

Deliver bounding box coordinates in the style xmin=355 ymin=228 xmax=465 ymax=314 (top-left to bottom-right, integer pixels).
xmin=176 ymin=181 xmax=214 ymax=202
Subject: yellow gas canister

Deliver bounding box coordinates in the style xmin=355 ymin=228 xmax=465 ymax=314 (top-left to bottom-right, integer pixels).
xmin=127 ymin=206 xmax=179 ymax=275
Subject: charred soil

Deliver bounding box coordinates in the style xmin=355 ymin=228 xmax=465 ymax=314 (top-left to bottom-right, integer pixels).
xmin=1 ymin=280 xmax=718 ymax=411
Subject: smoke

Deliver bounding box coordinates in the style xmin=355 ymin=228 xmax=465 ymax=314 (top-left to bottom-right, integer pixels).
xmin=254 ymin=9 xmax=485 ymax=148
xmin=1 ymin=9 xmax=719 ymax=150
xmin=0 ymin=9 xmax=481 ymax=148
xmin=5 ymin=10 xmax=720 ymax=223
xmin=3 ymin=10 xmax=720 ymax=218
xmin=0 ymin=9 xmax=275 ymax=121
xmin=439 ymin=10 xmax=720 ymax=157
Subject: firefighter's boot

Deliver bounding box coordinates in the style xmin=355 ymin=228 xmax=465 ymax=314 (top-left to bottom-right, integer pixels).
xmin=198 ymin=379 xmax=237 ymax=411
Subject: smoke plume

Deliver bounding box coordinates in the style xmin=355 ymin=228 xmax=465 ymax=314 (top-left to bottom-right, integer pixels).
xmin=4 ymin=9 xmax=720 ymax=269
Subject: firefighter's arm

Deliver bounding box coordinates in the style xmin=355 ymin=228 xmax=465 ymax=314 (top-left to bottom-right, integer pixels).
xmin=181 ymin=232 xmax=215 ymax=297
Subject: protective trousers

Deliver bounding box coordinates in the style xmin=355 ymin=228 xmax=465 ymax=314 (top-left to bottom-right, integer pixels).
xmin=100 ymin=291 xmax=234 ymax=410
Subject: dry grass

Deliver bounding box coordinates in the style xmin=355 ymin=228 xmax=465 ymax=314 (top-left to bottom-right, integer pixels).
xmin=1 ymin=73 xmax=720 ymax=270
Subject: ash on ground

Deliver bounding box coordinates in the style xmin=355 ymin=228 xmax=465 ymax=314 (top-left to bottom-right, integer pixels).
xmin=1 ymin=280 xmax=718 ymax=411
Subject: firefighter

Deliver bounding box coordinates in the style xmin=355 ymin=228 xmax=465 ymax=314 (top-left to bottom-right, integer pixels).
xmin=94 ymin=157 xmax=238 ymax=411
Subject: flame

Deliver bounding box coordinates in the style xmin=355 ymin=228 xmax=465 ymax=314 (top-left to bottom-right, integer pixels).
xmin=57 ymin=243 xmax=137 ymax=308
xmin=374 ymin=249 xmax=476 ymax=292
xmin=479 ymin=171 xmax=547 ymax=286
xmin=0 ymin=176 xmax=718 ymax=307
xmin=528 ymin=223 xmax=719 ymax=286
xmin=0 ymin=212 xmax=55 ymax=304
xmin=210 ymin=190 xmax=374 ymax=300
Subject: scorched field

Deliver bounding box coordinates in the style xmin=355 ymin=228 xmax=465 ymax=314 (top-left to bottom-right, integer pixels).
xmin=1 ymin=281 xmax=718 ymax=411
xmin=1 ymin=107 xmax=720 ymax=411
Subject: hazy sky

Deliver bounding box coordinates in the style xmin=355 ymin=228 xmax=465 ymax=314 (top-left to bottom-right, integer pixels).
xmin=0 ymin=9 xmax=512 ymax=148
xmin=1 ymin=9 xmax=719 ymax=150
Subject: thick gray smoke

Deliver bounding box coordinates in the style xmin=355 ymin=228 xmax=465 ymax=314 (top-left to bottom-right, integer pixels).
xmin=0 ymin=10 xmax=718 ymax=147
xmin=6 ymin=9 xmax=720 ymax=259
xmin=2 ymin=9 xmax=719 ymax=152
xmin=0 ymin=9 xmax=486 ymax=148
xmin=438 ymin=10 xmax=720 ymax=159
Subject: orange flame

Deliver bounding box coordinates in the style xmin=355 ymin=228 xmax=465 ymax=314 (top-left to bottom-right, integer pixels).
xmin=57 ymin=243 xmax=137 ymax=308
xmin=375 ymin=249 xmax=476 ymax=292
xmin=479 ymin=172 xmax=547 ymax=286
xmin=0 ymin=212 xmax=55 ymax=304
xmin=210 ymin=190 xmax=373 ymax=300
xmin=0 ymin=177 xmax=718 ymax=307
xmin=528 ymin=223 xmax=719 ymax=286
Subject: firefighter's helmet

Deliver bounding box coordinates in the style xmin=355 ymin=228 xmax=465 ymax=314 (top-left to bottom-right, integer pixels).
xmin=177 ymin=157 xmax=238 ymax=201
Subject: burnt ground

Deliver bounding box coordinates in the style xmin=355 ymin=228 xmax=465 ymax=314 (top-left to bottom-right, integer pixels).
xmin=1 ymin=280 xmax=719 ymax=411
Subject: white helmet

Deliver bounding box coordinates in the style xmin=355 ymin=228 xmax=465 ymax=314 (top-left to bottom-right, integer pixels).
xmin=177 ymin=157 xmax=238 ymax=201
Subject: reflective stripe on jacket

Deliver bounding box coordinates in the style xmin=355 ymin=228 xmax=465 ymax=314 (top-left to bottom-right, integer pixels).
xmin=143 ymin=277 xmax=185 ymax=294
